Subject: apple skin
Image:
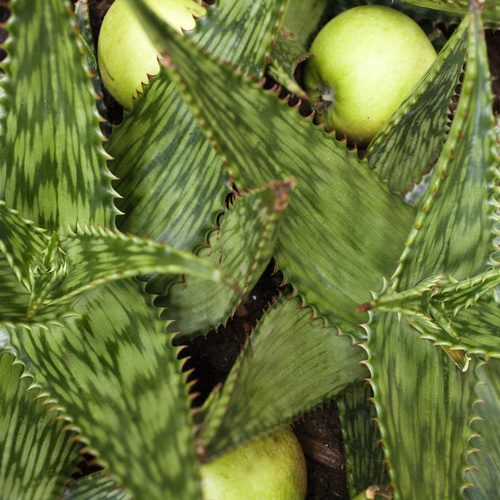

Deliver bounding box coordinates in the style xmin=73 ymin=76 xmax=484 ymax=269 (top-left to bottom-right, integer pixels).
xmin=200 ymin=426 xmax=307 ymax=500
xmin=97 ymin=0 xmax=206 ymax=110
xmin=304 ymin=5 xmax=437 ymax=147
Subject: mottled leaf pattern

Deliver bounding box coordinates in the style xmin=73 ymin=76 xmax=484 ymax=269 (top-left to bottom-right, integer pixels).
xmin=164 ymin=182 xmax=291 ymax=342
xmin=365 ymin=313 xmax=478 ymax=498
xmin=0 ymin=351 xmax=82 ymax=500
xmin=201 ymin=293 xmax=369 ymax=458
xmin=464 ymin=359 xmax=500 ymax=499
xmin=0 ymin=0 xmax=118 ymax=233
xmin=108 ymin=71 xmax=230 ymax=254
xmin=367 ymin=18 xmax=468 ymax=194
xmin=189 ymin=0 xmax=289 ymax=77
xmin=4 ymin=280 xmax=202 ymax=500
xmin=400 ymin=0 xmax=500 ymax=26
xmin=63 ymin=474 xmax=131 ymax=500
xmin=44 ymin=225 xmax=237 ymax=305
xmin=392 ymin=6 xmax=499 ymax=291
xmin=338 ymin=383 xmax=389 ymax=497
xmin=135 ymin=6 xmax=416 ymax=339
xmin=0 ymin=201 xmax=50 ymax=289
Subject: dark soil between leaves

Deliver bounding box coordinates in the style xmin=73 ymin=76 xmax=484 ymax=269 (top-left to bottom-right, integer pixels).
xmin=86 ymin=2 xmax=500 ymax=498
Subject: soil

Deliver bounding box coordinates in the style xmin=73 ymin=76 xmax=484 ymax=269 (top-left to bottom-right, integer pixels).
xmin=78 ymin=2 xmax=500 ymax=498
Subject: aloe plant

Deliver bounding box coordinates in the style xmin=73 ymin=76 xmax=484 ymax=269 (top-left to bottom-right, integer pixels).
xmin=0 ymin=0 xmax=499 ymax=498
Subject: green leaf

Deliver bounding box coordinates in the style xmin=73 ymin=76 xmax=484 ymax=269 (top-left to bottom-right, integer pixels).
xmin=364 ymin=313 xmax=478 ymax=498
xmin=63 ymin=474 xmax=131 ymax=500
xmin=108 ymin=70 xmax=230 ymax=252
xmin=0 ymin=200 xmax=50 ymax=290
xmin=200 ymin=292 xmax=368 ymax=458
xmin=464 ymin=359 xmax=500 ymax=499
xmin=189 ymin=0 xmax=290 ymax=76
xmin=41 ymin=226 xmax=238 ymax=306
xmin=138 ymin=4 xmax=416 ymax=339
xmin=164 ymin=181 xmax=292 ymax=342
xmin=4 ymin=280 xmax=202 ymax=500
xmin=338 ymin=384 xmax=389 ymax=497
xmin=392 ymin=5 xmax=499 ymax=293
xmin=0 ymin=254 xmax=30 ymax=323
xmin=0 ymin=0 xmax=118 ymax=233
xmin=0 ymin=351 xmax=82 ymax=499
xmin=367 ymin=16 xmax=469 ymax=194
xmin=399 ymin=0 xmax=500 ymax=26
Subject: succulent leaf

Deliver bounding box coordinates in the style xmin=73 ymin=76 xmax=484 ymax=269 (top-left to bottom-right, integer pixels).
xmin=200 ymin=292 xmax=369 ymax=458
xmin=63 ymin=474 xmax=131 ymax=500
xmin=4 ymin=280 xmax=201 ymax=499
xmin=464 ymin=359 xmax=500 ymax=499
xmin=41 ymin=225 xmax=238 ymax=306
xmin=0 ymin=200 xmax=51 ymax=290
xmin=338 ymin=383 xmax=389 ymax=497
xmin=0 ymin=0 xmax=118 ymax=233
xmin=139 ymin=5 xmax=417 ymax=340
xmin=108 ymin=70 xmax=230 ymax=256
xmin=163 ymin=181 xmax=291 ymax=342
xmin=0 ymin=351 xmax=82 ymax=499
xmin=0 ymin=255 xmax=31 ymax=323
xmin=392 ymin=5 xmax=499 ymax=292
xmin=367 ymin=16 xmax=469 ymax=194
xmin=399 ymin=0 xmax=500 ymax=26
xmin=365 ymin=313 xmax=478 ymax=498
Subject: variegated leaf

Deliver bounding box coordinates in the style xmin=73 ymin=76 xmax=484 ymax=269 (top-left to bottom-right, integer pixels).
xmin=200 ymin=292 xmax=368 ymax=458
xmin=337 ymin=383 xmax=389 ymax=497
xmin=464 ymin=359 xmax=500 ymax=499
xmin=189 ymin=0 xmax=289 ymax=77
xmin=0 ymin=255 xmax=30 ymax=323
xmin=4 ymin=280 xmax=202 ymax=500
xmin=364 ymin=313 xmax=478 ymax=498
xmin=0 ymin=200 xmax=50 ymax=289
xmin=163 ymin=181 xmax=292 ymax=342
xmin=0 ymin=0 xmax=118 ymax=233
xmin=63 ymin=474 xmax=131 ymax=500
xmin=392 ymin=4 xmax=499 ymax=293
xmin=0 ymin=351 xmax=82 ymax=499
xmin=40 ymin=225 xmax=237 ymax=306
xmin=108 ymin=70 xmax=230 ymax=255
xmin=367 ymin=17 xmax=468 ymax=194
xmin=399 ymin=0 xmax=500 ymax=26
xmin=128 ymin=1 xmax=416 ymax=340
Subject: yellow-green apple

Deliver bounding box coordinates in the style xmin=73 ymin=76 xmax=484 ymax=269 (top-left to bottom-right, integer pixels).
xmin=200 ymin=426 xmax=307 ymax=500
xmin=97 ymin=0 xmax=206 ymax=110
xmin=304 ymin=5 xmax=437 ymax=147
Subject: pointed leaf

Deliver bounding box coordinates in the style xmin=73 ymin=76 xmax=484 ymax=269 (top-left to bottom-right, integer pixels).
xmin=337 ymin=383 xmax=389 ymax=497
xmin=393 ymin=4 xmax=499 ymax=292
xmin=63 ymin=474 xmax=131 ymax=500
xmin=108 ymin=71 xmax=230 ymax=252
xmin=0 ymin=0 xmax=118 ymax=232
xmin=135 ymin=6 xmax=416 ymax=339
xmin=164 ymin=181 xmax=292 ymax=342
xmin=40 ymin=226 xmax=238 ymax=307
xmin=400 ymin=0 xmax=500 ymax=26
xmin=0 ymin=201 xmax=50 ymax=289
xmin=464 ymin=359 xmax=500 ymax=499
xmin=188 ymin=0 xmax=290 ymax=76
xmin=201 ymin=292 xmax=368 ymax=458
xmin=4 ymin=280 xmax=202 ymax=500
xmin=0 ymin=255 xmax=30 ymax=323
xmin=367 ymin=17 xmax=468 ymax=194
xmin=364 ymin=313 xmax=478 ymax=498
xmin=0 ymin=351 xmax=82 ymax=499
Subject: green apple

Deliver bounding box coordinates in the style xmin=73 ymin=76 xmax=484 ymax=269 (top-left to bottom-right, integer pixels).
xmin=304 ymin=5 xmax=437 ymax=147
xmin=97 ymin=0 xmax=206 ymax=110
xmin=200 ymin=426 xmax=307 ymax=500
